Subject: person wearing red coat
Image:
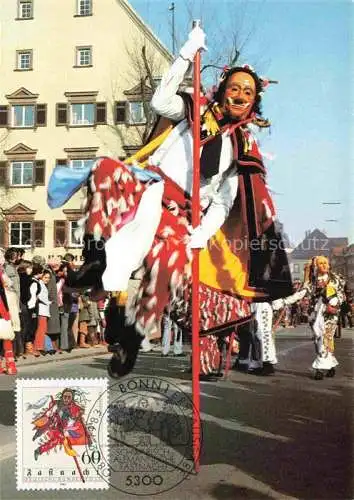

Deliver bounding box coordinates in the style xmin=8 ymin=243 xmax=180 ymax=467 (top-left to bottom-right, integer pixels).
xmin=0 ymin=269 xmax=17 ymax=375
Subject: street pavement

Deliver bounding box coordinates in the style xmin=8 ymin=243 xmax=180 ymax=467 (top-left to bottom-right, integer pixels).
xmin=0 ymin=325 xmax=353 ymax=500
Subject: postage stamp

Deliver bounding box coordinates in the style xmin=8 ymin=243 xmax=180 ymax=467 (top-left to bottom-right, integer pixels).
xmin=16 ymin=378 xmax=109 ymax=490
xmin=87 ymin=376 xmax=201 ymax=495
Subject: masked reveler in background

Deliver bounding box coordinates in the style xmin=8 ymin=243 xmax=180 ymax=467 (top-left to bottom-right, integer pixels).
xmin=273 ymin=256 xmax=345 ymax=379
xmin=48 ymin=26 xmax=293 ymax=377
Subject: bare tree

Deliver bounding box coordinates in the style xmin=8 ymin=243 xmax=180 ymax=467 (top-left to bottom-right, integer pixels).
xmin=107 ymin=35 xmax=169 ymax=157
xmin=175 ymin=0 xmax=271 ymax=84
xmin=0 ymin=130 xmax=10 ymax=218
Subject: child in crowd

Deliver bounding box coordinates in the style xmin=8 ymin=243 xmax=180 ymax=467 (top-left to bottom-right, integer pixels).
xmin=28 ymin=267 xmax=51 ymax=356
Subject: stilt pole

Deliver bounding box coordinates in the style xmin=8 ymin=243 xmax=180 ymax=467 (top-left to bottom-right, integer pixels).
xmin=191 ymin=19 xmax=201 ymax=473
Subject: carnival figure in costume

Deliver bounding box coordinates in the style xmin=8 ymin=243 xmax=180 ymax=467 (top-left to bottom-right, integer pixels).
xmin=273 ymin=256 xmax=345 ymax=379
xmin=47 ymin=26 xmax=292 ymax=377
xmin=31 ymin=388 xmax=91 ymax=461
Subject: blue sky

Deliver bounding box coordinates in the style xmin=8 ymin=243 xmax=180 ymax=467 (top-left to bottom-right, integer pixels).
xmin=129 ymin=0 xmax=353 ymax=246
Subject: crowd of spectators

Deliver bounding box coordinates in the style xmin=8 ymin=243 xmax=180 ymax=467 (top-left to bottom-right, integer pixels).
xmin=0 ymin=247 xmax=107 ymax=364
xmin=0 ymin=246 xmax=352 ymax=376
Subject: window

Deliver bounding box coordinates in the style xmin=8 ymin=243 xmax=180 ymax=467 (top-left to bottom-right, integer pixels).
xmin=69 ymin=221 xmax=83 ymax=247
xmin=11 ymin=161 xmax=33 ymax=186
xmin=1 ymin=146 xmax=45 ymax=187
xmin=70 ymin=103 xmax=94 ymax=126
xmin=57 ymin=94 xmax=105 ymax=127
xmin=18 ymin=0 xmax=33 ymax=19
xmin=2 ymin=89 xmax=46 ymax=128
xmin=9 ymin=221 xmax=32 ymax=247
xmin=77 ymin=0 xmax=92 ymax=16
xmin=70 ymin=159 xmax=95 ymax=170
xmin=12 ymin=105 xmax=34 ymax=127
xmin=115 ymin=101 xmax=126 ymax=123
xmin=16 ymin=50 xmax=32 ymax=70
xmin=76 ymin=47 xmax=92 ymax=67
xmin=128 ymin=101 xmax=146 ymax=125
xmin=293 ymin=264 xmax=300 ymax=273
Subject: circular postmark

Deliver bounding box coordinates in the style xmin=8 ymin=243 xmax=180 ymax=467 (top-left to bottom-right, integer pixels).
xmin=85 ymin=376 xmax=202 ymax=495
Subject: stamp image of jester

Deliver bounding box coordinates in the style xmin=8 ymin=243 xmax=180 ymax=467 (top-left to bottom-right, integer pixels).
xmin=16 ymin=378 xmax=108 ymax=490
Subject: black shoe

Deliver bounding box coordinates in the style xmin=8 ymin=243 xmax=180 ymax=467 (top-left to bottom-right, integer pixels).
xmin=262 ymin=362 xmax=275 ymax=375
xmin=107 ymin=334 xmax=141 ymax=378
xmin=326 ymin=367 xmax=336 ymax=378
xmin=247 ymin=367 xmax=264 ymax=375
xmin=34 ymin=449 xmax=40 ymax=461
xmin=66 ymin=235 xmax=106 ymax=289
xmin=314 ymin=370 xmax=324 ymax=380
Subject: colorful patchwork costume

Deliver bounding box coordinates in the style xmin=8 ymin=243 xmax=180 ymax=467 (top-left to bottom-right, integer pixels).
xmin=273 ymin=256 xmax=345 ymax=378
xmin=48 ymin=27 xmax=292 ymax=377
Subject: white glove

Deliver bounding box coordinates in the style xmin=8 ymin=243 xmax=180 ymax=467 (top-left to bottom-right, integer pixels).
xmin=179 ymin=26 xmax=207 ymax=62
xmin=272 ymin=299 xmax=284 ymax=311
xmin=188 ymin=225 xmax=208 ymax=249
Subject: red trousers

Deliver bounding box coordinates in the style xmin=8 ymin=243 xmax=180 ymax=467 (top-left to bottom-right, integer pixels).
xmin=33 ymin=316 xmax=47 ymax=351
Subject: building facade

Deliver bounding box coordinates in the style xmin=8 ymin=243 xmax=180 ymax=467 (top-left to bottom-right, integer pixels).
xmin=330 ymin=243 xmax=354 ymax=293
xmin=0 ymin=0 xmax=172 ymax=261
xmin=344 ymin=244 xmax=354 ymax=293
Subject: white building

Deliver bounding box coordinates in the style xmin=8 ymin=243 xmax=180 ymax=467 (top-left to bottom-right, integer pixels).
xmin=0 ymin=0 xmax=171 ymax=261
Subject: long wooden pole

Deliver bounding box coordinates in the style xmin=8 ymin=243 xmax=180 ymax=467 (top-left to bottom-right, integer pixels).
xmin=191 ymin=19 xmax=201 ymax=473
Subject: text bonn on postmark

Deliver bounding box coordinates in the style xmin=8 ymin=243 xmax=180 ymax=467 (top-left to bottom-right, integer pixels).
xmin=16 ymin=378 xmax=108 ymax=490
xmin=87 ymin=376 xmax=200 ymax=495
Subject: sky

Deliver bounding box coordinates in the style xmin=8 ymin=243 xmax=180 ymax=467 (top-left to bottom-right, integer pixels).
xmin=129 ymin=0 xmax=353 ymax=247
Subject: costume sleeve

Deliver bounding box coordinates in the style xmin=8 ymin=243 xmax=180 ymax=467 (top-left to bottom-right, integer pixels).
xmin=27 ymin=282 xmax=37 ymax=309
xmin=272 ymin=288 xmax=308 ymax=311
xmin=190 ymin=167 xmax=238 ymax=248
xmin=150 ymin=57 xmax=190 ymax=122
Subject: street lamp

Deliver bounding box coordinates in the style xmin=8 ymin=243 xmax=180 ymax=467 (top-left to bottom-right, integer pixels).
xmin=169 ymin=2 xmax=175 ymax=56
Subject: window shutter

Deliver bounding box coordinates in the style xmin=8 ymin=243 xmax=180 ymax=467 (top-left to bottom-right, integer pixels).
xmin=56 ymin=159 xmax=68 ymax=167
xmin=0 ymin=161 xmax=9 ymax=187
xmin=0 ymin=106 xmax=9 ymax=127
xmin=33 ymin=220 xmax=45 ymax=248
xmin=36 ymin=104 xmax=47 ymax=126
xmin=0 ymin=219 xmax=5 ymax=247
xmin=115 ymin=101 xmax=126 ymax=123
xmin=95 ymin=102 xmax=106 ymax=124
xmin=56 ymin=103 xmax=68 ymax=126
xmin=34 ymin=160 xmax=45 ymax=185
xmin=54 ymin=220 xmax=67 ymax=247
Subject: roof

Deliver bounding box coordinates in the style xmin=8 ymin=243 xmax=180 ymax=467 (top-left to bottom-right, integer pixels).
xmin=118 ymin=0 xmax=173 ymax=63
xmin=330 ymin=246 xmax=346 ymax=257
xmin=291 ymin=229 xmax=348 ymax=259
